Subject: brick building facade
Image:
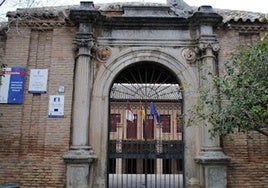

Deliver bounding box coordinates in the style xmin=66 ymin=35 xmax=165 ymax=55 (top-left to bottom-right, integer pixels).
xmin=0 ymin=1 xmax=267 ymax=187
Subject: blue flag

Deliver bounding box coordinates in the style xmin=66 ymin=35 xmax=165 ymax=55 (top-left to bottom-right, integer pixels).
xmin=150 ymin=102 xmax=160 ymax=124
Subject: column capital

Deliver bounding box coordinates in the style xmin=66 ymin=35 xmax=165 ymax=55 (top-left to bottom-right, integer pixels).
xmin=198 ymin=35 xmax=220 ymax=60
xmin=199 ymin=39 xmax=220 ymax=53
xmin=73 ymin=32 xmax=95 ymax=52
xmin=189 ymin=5 xmax=222 ymax=60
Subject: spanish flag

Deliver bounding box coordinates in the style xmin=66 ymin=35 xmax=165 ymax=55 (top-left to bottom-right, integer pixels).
xmin=140 ymin=102 xmax=145 ymax=122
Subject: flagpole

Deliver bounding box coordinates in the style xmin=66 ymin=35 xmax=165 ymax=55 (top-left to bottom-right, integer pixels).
xmin=144 ymin=99 xmax=148 ymax=188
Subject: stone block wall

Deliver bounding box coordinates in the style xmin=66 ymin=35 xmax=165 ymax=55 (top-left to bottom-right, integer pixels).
xmin=0 ymin=26 xmax=75 ymax=187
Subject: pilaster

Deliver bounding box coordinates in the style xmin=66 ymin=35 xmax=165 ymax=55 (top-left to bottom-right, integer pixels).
xmin=191 ymin=6 xmax=231 ymax=188
xmin=63 ymin=2 xmax=99 ymax=188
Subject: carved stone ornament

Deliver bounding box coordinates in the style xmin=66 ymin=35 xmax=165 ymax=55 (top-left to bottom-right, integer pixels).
xmin=212 ymin=43 xmax=220 ymax=52
xmin=73 ymin=33 xmax=95 ymax=52
xmin=182 ymin=47 xmax=198 ymax=64
xmin=96 ymin=47 xmax=112 ymax=62
xmin=199 ymin=42 xmax=220 ymax=52
xmin=167 ymin=0 xmax=193 ymax=17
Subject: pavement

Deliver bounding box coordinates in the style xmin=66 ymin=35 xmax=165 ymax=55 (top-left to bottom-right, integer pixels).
xmin=109 ymin=174 xmax=183 ymax=188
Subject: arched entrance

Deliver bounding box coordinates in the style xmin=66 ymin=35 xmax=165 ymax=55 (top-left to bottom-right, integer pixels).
xmin=108 ymin=61 xmax=184 ymax=187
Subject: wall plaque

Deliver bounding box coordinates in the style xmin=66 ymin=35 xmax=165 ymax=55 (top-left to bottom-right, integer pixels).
xmin=28 ymin=69 xmax=48 ymax=94
xmin=48 ymin=95 xmax=64 ymax=118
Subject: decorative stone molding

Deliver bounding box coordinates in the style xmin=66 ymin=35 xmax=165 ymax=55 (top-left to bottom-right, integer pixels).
xmin=220 ymin=24 xmax=268 ymax=32
xmin=182 ymin=47 xmax=199 ymax=64
xmin=195 ymin=150 xmax=231 ymax=165
xmin=182 ymin=41 xmax=220 ymax=64
xmin=122 ymin=5 xmax=172 ymax=17
xmin=96 ymin=47 xmax=112 ymax=62
xmin=64 ymin=148 xmax=97 ymax=164
xmin=199 ymin=41 xmax=220 ymax=52
xmin=73 ymin=33 xmax=95 ymax=52
xmin=69 ymin=2 xmax=101 ymax=23
xmin=7 ymin=19 xmax=73 ymax=31
xmin=64 ymin=149 xmax=97 ymax=188
xmin=167 ymin=0 xmax=193 ymax=17
xmin=197 ymin=38 xmax=221 ymax=60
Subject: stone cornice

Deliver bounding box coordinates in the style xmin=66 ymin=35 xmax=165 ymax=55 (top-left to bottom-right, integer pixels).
xmin=98 ymin=16 xmax=190 ymax=29
xmin=190 ymin=6 xmax=223 ymax=27
xmin=7 ymin=19 xmax=74 ymax=30
xmin=69 ymin=2 xmax=102 ymax=24
xmin=218 ymin=22 xmax=268 ymax=32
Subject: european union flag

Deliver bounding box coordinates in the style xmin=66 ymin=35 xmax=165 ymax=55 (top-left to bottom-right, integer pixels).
xmin=150 ymin=102 xmax=160 ymax=124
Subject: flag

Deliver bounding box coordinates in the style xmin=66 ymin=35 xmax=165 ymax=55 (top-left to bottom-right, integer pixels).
xmin=126 ymin=101 xmax=134 ymax=122
xmin=150 ymin=102 xmax=160 ymax=124
xmin=140 ymin=101 xmax=145 ymax=121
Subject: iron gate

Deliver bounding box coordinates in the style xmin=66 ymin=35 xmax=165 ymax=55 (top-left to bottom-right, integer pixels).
xmin=108 ymin=139 xmax=184 ymax=188
xmin=108 ymin=62 xmax=184 ymax=188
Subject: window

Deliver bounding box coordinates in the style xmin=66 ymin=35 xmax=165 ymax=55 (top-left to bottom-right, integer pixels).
xmin=144 ymin=115 xmax=154 ymax=139
xmin=110 ymin=114 xmax=121 ymax=132
xmin=161 ymin=115 xmax=171 ymax=133
xmin=127 ymin=114 xmax=137 ymax=139
xmin=239 ymin=33 xmax=260 ymax=45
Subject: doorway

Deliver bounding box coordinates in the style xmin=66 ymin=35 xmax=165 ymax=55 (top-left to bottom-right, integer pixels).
xmin=108 ymin=61 xmax=184 ymax=188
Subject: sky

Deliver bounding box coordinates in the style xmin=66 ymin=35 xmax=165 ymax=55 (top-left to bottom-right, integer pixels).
xmin=1 ymin=0 xmax=268 ymax=22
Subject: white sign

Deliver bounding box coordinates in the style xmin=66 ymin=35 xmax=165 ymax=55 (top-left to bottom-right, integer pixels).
xmin=48 ymin=95 xmax=64 ymax=118
xmin=28 ymin=69 xmax=48 ymax=94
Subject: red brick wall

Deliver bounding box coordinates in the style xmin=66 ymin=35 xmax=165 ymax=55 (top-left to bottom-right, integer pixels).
xmin=0 ymin=19 xmax=267 ymax=188
xmin=217 ymin=28 xmax=268 ymax=188
xmin=0 ymin=26 xmax=75 ymax=187
xmin=222 ymin=132 xmax=268 ymax=188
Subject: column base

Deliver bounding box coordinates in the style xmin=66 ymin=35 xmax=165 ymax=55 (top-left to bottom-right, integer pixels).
xmin=63 ymin=147 xmax=97 ymax=188
xmin=195 ymin=150 xmax=231 ymax=188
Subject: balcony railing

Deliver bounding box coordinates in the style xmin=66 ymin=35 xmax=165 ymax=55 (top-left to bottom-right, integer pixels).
xmin=109 ymin=140 xmax=183 ymax=159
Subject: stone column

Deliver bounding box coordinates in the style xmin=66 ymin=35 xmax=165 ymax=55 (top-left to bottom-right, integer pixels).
xmin=63 ymin=2 xmax=98 ymax=188
xmin=191 ymin=6 xmax=231 ymax=188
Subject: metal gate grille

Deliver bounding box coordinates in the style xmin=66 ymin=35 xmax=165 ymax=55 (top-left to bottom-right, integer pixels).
xmin=108 ymin=140 xmax=183 ymax=187
xmin=108 ymin=62 xmax=184 ymax=188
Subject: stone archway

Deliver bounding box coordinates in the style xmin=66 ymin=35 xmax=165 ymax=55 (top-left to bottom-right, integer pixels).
xmin=64 ymin=2 xmax=230 ymax=188
xmin=90 ymin=48 xmax=200 ymax=187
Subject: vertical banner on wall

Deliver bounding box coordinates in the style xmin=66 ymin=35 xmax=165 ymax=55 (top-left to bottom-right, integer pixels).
xmin=28 ymin=69 xmax=48 ymax=94
xmin=0 ymin=67 xmax=26 ymax=104
xmin=48 ymin=95 xmax=64 ymax=118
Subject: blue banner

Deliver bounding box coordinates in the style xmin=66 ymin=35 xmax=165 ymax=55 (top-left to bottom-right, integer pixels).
xmin=150 ymin=102 xmax=160 ymax=124
xmin=0 ymin=67 xmax=26 ymax=104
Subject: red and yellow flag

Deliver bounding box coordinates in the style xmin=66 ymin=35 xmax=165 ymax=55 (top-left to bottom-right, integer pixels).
xmin=140 ymin=102 xmax=145 ymax=121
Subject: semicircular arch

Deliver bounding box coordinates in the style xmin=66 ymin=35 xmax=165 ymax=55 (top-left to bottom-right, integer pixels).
xmin=95 ymin=47 xmax=198 ymax=96
xmin=90 ymin=47 xmax=199 ymax=185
